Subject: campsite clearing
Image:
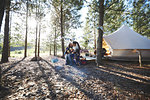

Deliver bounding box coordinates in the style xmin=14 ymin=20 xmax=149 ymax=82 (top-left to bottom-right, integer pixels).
xmin=0 ymin=56 xmax=150 ymax=100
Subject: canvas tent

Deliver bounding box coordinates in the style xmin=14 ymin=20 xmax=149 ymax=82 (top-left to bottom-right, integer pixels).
xmin=103 ymin=25 xmax=150 ymax=60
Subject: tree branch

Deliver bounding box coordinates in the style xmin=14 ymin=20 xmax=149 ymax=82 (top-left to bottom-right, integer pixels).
xmin=105 ymin=0 xmax=119 ymax=10
xmin=108 ymin=8 xmax=124 ymax=12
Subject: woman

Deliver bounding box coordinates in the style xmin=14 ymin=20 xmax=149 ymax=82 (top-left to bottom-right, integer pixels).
xmin=72 ymin=41 xmax=81 ymax=66
xmin=65 ymin=43 xmax=74 ymax=65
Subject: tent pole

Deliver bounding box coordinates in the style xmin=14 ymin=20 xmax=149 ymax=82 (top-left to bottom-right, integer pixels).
xmin=137 ymin=50 xmax=142 ymax=67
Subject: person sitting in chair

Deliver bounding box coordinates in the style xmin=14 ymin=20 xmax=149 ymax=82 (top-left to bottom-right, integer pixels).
xmin=93 ymin=48 xmax=106 ymax=58
xmin=102 ymin=48 xmax=106 ymax=57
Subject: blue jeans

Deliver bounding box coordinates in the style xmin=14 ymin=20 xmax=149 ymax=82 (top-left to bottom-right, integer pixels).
xmin=65 ymin=54 xmax=73 ymax=66
xmin=72 ymin=54 xmax=80 ymax=65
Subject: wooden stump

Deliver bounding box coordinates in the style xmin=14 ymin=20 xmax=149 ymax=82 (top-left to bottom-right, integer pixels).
xmin=31 ymin=57 xmax=42 ymax=61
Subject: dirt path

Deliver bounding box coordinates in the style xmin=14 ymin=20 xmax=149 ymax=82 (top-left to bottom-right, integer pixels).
xmin=0 ymin=56 xmax=150 ymax=100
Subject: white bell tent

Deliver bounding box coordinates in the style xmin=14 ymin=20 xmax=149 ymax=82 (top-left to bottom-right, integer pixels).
xmin=103 ymin=25 xmax=150 ymax=60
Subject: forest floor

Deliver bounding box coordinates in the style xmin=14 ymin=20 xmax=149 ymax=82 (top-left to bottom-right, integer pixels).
xmin=0 ymin=56 xmax=150 ymax=100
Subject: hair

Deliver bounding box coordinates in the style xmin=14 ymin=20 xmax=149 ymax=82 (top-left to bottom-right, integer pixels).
xmin=68 ymin=43 xmax=72 ymax=48
xmin=73 ymin=41 xmax=81 ymax=50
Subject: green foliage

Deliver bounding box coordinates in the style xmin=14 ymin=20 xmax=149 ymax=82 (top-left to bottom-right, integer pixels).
xmin=51 ymin=0 xmax=84 ymax=34
xmin=85 ymin=0 xmax=149 ymax=37
xmin=104 ymin=0 xmax=125 ymax=33
xmin=48 ymin=0 xmax=84 ymax=53
xmin=81 ymin=18 xmax=93 ymax=49
xmin=14 ymin=50 xmax=22 ymax=54
xmin=10 ymin=22 xmax=24 ymax=47
xmin=86 ymin=0 xmax=125 ymax=34
xmin=130 ymin=0 xmax=150 ymax=37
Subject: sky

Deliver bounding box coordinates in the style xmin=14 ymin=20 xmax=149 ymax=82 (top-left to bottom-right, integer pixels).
xmin=71 ymin=5 xmax=89 ymax=42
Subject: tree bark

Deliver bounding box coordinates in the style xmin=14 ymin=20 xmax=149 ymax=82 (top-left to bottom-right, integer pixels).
xmin=35 ymin=0 xmax=38 ymax=58
xmin=0 ymin=0 xmax=5 ymax=32
xmin=38 ymin=22 xmax=41 ymax=57
xmin=37 ymin=0 xmax=41 ymax=57
xmin=96 ymin=0 xmax=104 ymax=65
xmin=24 ymin=0 xmax=29 ymax=58
xmin=60 ymin=0 xmax=65 ymax=58
xmin=56 ymin=42 xmax=57 ymax=56
xmin=35 ymin=24 xmax=38 ymax=57
xmin=8 ymin=11 xmax=12 ymax=57
xmin=0 ymin=65 xmax=1 ymax=86
xmin=1 ymin=0 xmax=10 ymax=63
xmin=94 ymin=20 xmax=96 ymax=49
xmin=0 ymin=0 xmax=5 ymax=87
xmin=54 ymin=27 xmax=56 ymax=56
xmin=49 ymin=44 xmax=51 ymax=55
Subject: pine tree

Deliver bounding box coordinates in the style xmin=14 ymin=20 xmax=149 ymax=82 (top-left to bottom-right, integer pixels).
xmin=104 ymin=0 xmax=125 ymax=33
xmin=1 ymin=0 xmax=11 ymax=63
xmin=85 ymin=0 xmax=125 ymax=65
xmin=96 ymin=0 xmax=104 ymax=65
xmin=130 ymin=0 xmax=150 ymax=37
xmin=0 ymin=0 xmax=5 ymax=32
xmin=24 ymin=0 xmax=29 ymax=58
xmin=81 ymin=17 xmax=93 ymax=49
xmin=51 ymin=0 xmax=84 ymax=57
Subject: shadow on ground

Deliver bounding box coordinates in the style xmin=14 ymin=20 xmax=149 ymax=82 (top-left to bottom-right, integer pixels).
xmin=0 ymin=58 xmax=25 ymax=99
xmin=43 ymin=59 xmax=150 ymax=99
xmin=0 ymin=57 xmax=150 ymax=99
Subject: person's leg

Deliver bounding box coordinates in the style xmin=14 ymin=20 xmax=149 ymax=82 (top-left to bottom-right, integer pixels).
xmin=65 ymin=54 xmax=69 ymax=65
xmin=73 ymin=54 xmax=78 ymax=66
xmin=76 ymin=55 xmax=80 ymax=66
xmin=68 ymin=54 xmax=74 ymax=66
xmin=73 ymin=54 xmax=77 ymax=65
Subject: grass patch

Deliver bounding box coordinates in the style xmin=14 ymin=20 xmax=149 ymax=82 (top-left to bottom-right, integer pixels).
xmin=0 ymin=49 xmax=62 ymax=58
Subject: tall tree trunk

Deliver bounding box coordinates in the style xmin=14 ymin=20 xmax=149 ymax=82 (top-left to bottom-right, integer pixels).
xmin=56 ymin=43 xmax=57 ymax=56
xmin=0 ymin=0 xmax=5 ymax=32
xmin=0 ymin=0 xmax=5 ymax=86
xmin=60 ymin=0 xmax=65 ymax=58
xmin=1 ymin=0 xmax=10 ymax=63
xmin=8 ymin=11 xmax=12 ymax=57
xmin=37 ymin=0 xmax=41 ymax=57
xmin=35 ymin=0 xmax=38 ymax=58
xmin=49 ymin=44 xmax=51 ymax=55
xmin=96 ymin=0 xmax=104 ymax=65
xmin=94 ymin=20 xmax=96 ymax=49
xmin=35 ymin=24 xmax=38 ymax=57
xmin=38 ymin=22 xmax=41 ymax=57
xmin=24 ymin=0 xmax=29 ymax=58
xmin=0 ymin=64 xmax=1 ymax=86
xmin=54 ymin=27 xmax=56 ymax=56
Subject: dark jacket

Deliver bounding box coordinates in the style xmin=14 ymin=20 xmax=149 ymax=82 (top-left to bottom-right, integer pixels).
xmin=65 ymin=47 xmax=72 ymax=54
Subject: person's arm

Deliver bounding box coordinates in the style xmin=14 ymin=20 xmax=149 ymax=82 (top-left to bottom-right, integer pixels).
xmin=65 ymin=47 xmax=69 ymax=54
